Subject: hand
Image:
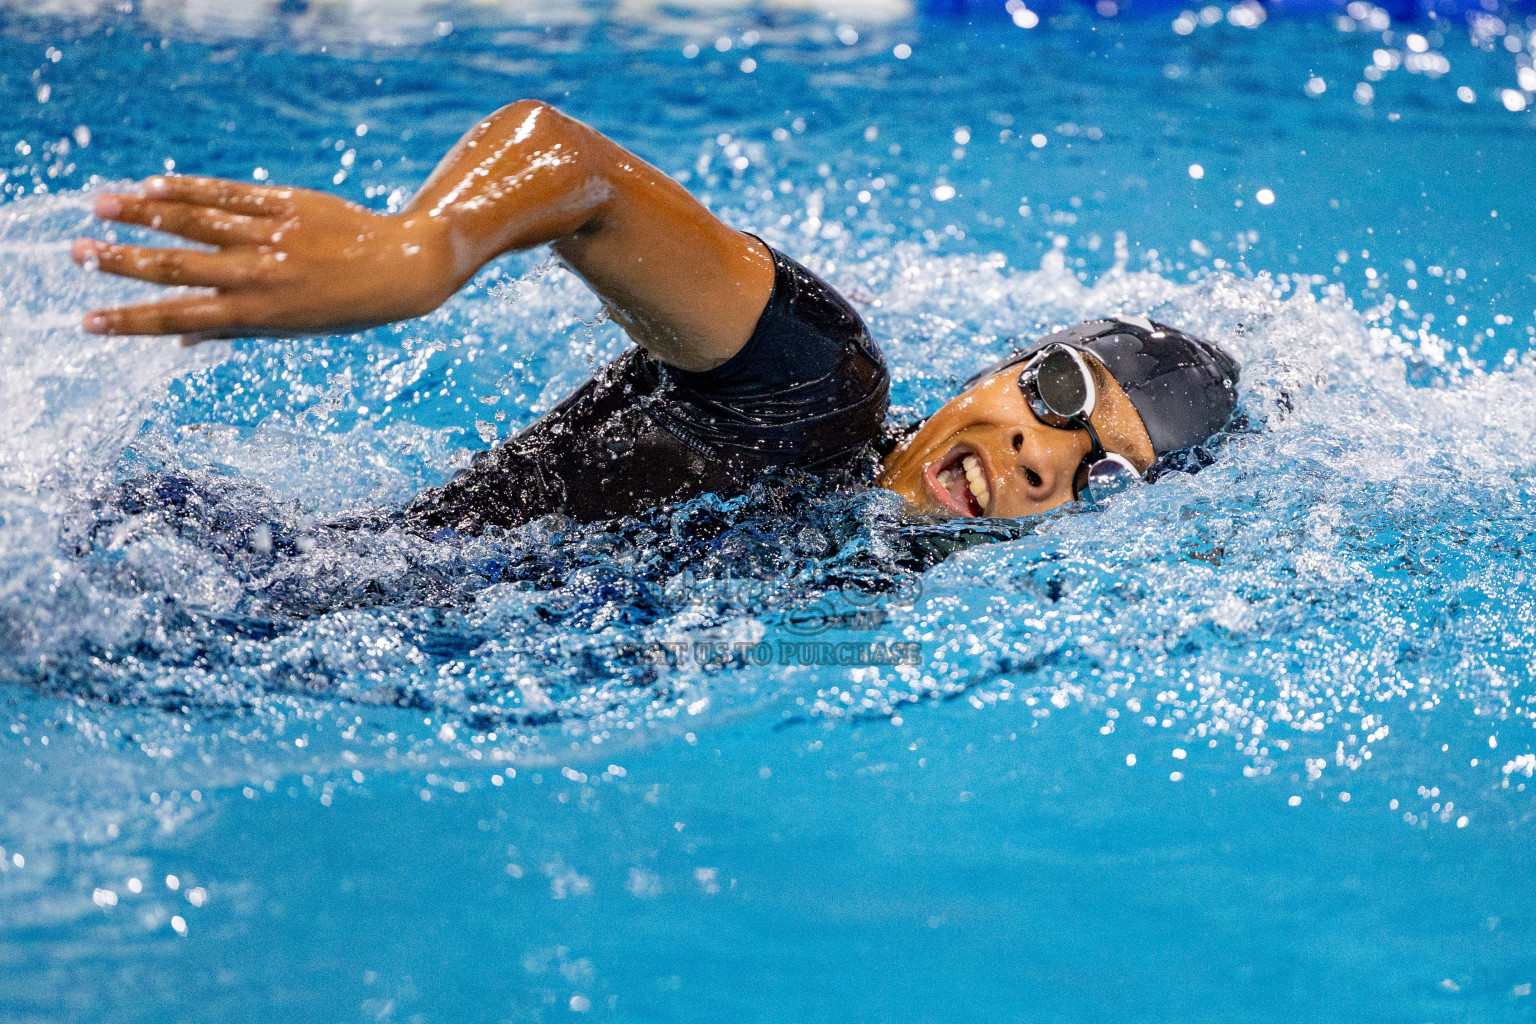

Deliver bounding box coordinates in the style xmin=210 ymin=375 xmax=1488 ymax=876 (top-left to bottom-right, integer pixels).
xmin=73 ymin=176 xmax=459 ymax=344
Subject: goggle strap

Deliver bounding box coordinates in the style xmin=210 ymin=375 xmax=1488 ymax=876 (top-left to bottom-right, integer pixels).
xmin=1074 ymin=415 xmax=1108 ymax=463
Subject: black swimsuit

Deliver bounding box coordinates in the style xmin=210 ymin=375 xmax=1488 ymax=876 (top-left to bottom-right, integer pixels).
xmin=402 ymin=243 xmax=890 ymax=534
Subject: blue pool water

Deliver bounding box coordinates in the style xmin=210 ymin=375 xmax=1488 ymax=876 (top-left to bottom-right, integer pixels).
xmin=3 ymin=1 xmax=1536 ymax=1019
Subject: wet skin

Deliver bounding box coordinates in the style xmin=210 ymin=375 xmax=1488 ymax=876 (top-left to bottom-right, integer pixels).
xmin=72 ymin=99 xmax=1151 ymax=520
xmin=72 ymin=100 xmax=775 ymax=371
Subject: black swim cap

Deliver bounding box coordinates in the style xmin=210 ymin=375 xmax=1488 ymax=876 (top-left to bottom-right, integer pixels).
xmin=963 ymin=317 xmax=1240 ymax=458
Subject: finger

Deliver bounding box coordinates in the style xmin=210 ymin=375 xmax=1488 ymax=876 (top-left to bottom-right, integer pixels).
xmin=94 ymin=194 xmax=278 ymax=246
xmin=138 ymin=175 xmax=297 ymax=217
xmin=72 ymin=239 xmax=272 ymax=289
xmin=82 ymin=295 xmax=249 ymax=338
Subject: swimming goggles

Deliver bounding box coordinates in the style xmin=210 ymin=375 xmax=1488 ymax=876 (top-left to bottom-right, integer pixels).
xmin=1016 ymin=344 xmax=1144 ymax=503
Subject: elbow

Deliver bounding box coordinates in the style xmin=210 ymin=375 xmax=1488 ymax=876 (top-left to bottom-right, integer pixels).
xmin=495 ymin=99 xmax=575 ymax=146
xmin=493 ymin=99 xmax=611 ymax=223
xmin=491 ymin=99 xmax=600 ymax=179
xmin=501 ymin=98 xmax=554 ymax=120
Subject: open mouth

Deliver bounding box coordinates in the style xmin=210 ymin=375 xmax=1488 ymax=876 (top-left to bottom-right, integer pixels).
xmin=925 ymin=446 xmax=991 ymax=517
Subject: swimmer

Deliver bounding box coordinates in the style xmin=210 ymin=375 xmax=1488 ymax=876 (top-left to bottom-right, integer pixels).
xmin=72 ymin=101 xmax=1238 ymax=532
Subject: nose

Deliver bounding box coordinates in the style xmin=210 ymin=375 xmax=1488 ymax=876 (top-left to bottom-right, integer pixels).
xmin=1010 ymin=431 xmax=1044 ymax=489
xmin=1009 ymin=420 xmax=1083 ymax=499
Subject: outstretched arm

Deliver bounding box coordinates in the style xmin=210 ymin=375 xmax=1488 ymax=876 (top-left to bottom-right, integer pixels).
xmin=73 ymin=100 xmax=774 ymax=372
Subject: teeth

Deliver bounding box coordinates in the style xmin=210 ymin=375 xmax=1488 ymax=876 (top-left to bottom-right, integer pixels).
xmin=962 ymin=455 xmax=989 ymax=511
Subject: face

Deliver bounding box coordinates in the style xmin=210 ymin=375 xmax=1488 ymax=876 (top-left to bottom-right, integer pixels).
xmin=877 ymin=354 xmax=1156 ymax=518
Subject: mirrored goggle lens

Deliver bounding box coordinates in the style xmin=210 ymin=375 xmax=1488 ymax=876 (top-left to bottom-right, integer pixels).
xmin=1032 ymin=348 xmax=1090 ymax=418
xmin=1079 ymin=456 xmax=1142 ymax=504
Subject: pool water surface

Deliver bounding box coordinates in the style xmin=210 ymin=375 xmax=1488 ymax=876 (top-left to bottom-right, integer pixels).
xmin=2 ymin=1 xmax=1535 ymax=1020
